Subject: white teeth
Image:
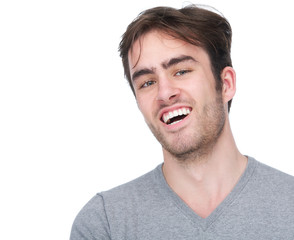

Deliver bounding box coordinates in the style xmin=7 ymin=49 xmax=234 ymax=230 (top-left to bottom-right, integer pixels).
xmin=163 ymin=114 xmax=169 ymax=123
xmin=173 ymin=110 xmax=179 ymax=117
xmin=162 ymin=107 xmax=191 ymax=124
xmin=169 ymin=120 xmax=182 ymax=125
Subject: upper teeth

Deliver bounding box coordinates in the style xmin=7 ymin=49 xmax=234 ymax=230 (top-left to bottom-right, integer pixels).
xmin=162 ymin=107 xmax=191 ymax=124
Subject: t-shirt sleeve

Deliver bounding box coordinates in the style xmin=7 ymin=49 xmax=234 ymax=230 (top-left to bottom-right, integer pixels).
xmin=70 ymin=194 xmax=111 ymax=240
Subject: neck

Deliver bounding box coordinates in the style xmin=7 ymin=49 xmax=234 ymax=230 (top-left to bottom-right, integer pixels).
xmin=162 ymin=119 xmax=247 ymax=218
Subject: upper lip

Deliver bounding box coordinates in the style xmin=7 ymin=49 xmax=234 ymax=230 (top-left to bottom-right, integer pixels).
xmin=159 ymin=105 xmax=192 ymax=124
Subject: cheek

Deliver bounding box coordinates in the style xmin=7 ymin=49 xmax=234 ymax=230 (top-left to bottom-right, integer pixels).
xmin=136 ymin=97 xmax=151 ymax=118
xmin=188 ymin=77 xmax=216 ymax=101
xmin=137 ymin=96 xmax=160 ymax=126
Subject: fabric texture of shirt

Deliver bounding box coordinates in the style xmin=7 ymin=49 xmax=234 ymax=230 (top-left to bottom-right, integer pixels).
xmin=70 ymin=157 xmax=294 ymax=239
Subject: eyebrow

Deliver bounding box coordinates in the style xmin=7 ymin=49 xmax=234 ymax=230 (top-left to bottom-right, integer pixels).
xmin=131 ymin=55 xmax=196 ymax=82
xmin=131 ymin=68 xmax=155 ymax=82
xmin=162 ymin=55 xmax=197 ymax=69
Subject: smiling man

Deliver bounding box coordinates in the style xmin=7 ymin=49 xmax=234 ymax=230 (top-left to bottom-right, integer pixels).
xmin=70 ymin=5 xmax=294 ymax=239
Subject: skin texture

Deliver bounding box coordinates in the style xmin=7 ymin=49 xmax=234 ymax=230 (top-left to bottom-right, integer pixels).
xmin=129 ymin=31 xmax=225 ymax=161
xmin=128 ymin=30 xmax=247 ymax=218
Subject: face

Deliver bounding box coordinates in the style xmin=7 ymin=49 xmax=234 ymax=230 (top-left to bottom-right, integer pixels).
xmin=128 ymin=31 xmax=226 ymax=160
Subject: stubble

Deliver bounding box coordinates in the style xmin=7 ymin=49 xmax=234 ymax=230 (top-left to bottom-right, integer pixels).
xmin=147 ymin=94 xmax=226 ymax=163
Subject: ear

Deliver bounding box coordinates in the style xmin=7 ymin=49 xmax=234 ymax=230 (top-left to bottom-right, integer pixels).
xmin=221 ymin=66 xmax=236 ymax=104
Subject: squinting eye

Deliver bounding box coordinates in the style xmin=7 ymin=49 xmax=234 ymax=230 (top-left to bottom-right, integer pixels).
xmin=141 ymin=80 xmax=155 ymax=88
xmin=175 ymin=70 xmax=191 ymax=76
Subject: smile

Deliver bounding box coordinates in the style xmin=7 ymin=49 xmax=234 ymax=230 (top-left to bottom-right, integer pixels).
xmin=161 ymin=107 xmax=191 ymax=125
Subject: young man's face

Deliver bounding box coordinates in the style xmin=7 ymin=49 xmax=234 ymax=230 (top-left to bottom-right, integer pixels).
xmin=128 ymin=30 xmax=227 ymax=159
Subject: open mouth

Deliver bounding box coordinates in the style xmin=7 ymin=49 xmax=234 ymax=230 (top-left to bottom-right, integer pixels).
xmin=161 ymin=107 xmax=191 ymax=125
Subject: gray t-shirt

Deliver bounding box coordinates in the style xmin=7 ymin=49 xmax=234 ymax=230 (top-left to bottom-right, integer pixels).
xmin=70 ymin=157 xmax=294 ymax=239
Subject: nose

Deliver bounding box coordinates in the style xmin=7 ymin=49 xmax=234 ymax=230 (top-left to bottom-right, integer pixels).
xmin=156 ymin=76 xmax=180 ymax=103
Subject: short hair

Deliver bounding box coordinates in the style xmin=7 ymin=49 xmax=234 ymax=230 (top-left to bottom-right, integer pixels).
xmin=119 ymin=5 xmax=233 ymax=111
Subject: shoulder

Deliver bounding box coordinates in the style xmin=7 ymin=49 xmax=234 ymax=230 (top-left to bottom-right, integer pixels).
xmin=248 ymin=157 xmax=294 ymax=201
xmin=70 ymin=194 xmax=110 ymax=240
xmin=101 ymin=164 xmax=162 ymax=201
xmin=254 ymin=158 xmax=294 ymax=185
xmin=70 ymin=164 xmax=163 ymax=239
xmin=99 ymin=164 xmax=165 ymax=220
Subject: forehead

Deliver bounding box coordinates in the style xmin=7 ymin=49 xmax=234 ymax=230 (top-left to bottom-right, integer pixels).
xmin=128 ymin=30 xmax=209 ymax=71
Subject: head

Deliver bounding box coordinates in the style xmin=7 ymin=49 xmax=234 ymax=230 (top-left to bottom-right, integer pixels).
xmin=119 ymin=4 xmax=233 ymax=112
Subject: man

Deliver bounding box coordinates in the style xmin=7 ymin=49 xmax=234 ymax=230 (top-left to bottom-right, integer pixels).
xmin=70 ymin=5 xmax=294 ymax=239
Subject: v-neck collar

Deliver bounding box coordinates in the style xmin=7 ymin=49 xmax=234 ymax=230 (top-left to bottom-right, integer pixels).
xmin=154 ymin=156 xmax=257 ymax=231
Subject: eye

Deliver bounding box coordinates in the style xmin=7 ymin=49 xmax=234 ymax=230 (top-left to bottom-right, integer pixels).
xmin=141 ymin=80 xmax=156 ymax=89
xmin=175 ymin=69 xmax=191 ymax=76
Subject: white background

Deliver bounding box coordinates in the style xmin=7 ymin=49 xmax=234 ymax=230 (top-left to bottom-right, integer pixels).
xmin=0 ymin=0 xmax=293 ymax=239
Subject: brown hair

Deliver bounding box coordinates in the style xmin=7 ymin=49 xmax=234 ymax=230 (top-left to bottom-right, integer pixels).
xmin=119 ymin=5 xmax=233 ymax=111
